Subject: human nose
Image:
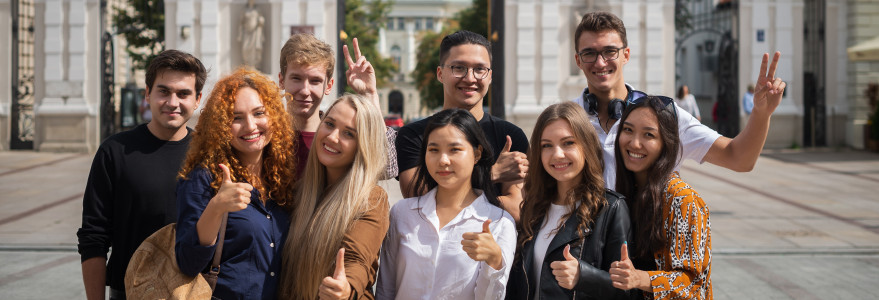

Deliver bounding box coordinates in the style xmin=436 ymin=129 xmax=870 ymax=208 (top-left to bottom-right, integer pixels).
xmin=461 ymin=68 xmax=478 ymax=82
xmin=592 ymin=54 xmax=610 ymax=67
xmin=166 ymin=94 xmax=180 ymax=108
xmin=439 ymin=152 xmax=451 ymax=166
xmin=551 ymin=146 xmax=565 ymax=159
xmin=327 ymin=128 xmax=340 ymax=142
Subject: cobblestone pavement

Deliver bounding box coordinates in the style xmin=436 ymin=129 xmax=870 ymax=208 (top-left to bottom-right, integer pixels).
xmin=0 ymin=149 xmax=877 ymax=299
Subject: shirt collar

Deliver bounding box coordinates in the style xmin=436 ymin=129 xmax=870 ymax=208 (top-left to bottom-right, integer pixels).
xmin=410 ymin=188 xmax=493 ymax=226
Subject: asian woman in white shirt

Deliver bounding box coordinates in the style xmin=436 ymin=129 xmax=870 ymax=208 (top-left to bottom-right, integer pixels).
xmin=376 ymin=109 xmax=517 ymax=300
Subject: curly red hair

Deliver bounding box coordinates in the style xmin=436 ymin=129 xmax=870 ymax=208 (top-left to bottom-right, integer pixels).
xmin=179 ymin=67 xmax=297 ymax=206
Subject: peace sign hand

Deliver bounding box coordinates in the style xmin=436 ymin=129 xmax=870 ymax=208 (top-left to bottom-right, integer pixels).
xmin=753 ymin=51 xmax=787 ymax=116
xmin=343 ymin=37 xmax=379 ymax=107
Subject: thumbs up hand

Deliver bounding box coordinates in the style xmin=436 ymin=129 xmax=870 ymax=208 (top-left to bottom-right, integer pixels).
xmin=491 ymin=135 xmax=529 ymax=183
xmin=609 ymin=242 xmax=649 ymax=291
xmin=550 ymin=244 xmax=581 ymax=290
xmin=461 ymin=220 xmax=504 ymax=270
xmin=212 ymin=164 xmax=253 ymax=213
xmin=318 ymin=248 xmax=351 ymax=300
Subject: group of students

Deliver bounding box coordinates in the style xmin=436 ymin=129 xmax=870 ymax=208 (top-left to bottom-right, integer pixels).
xmin=78 ymin=11 xmax=787 ymax=300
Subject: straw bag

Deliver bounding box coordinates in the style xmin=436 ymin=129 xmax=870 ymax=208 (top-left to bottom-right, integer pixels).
xmin=125 ymin=214 xmax=228 ymax=299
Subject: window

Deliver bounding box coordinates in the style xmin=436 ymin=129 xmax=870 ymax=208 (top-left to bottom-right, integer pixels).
xmin=415 ymin=18 xmax=422 ymax=30
xmin=387 ymin=19 xmax=394 ymax=30
xmin=397 ymin=17 xmax=404 ymax=30
xmin=425 ymin=18 xmax=434 ymax=31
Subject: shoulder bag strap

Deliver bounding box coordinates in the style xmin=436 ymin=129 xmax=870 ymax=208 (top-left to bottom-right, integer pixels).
xmin=207 ymin=212 xmax=229 ymax=290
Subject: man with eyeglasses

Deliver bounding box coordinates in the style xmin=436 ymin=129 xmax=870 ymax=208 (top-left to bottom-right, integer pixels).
xmin=396 ymin=30 xmax=530 ymax=220
xmin=571 ymin=11 xmax=787 ymax=190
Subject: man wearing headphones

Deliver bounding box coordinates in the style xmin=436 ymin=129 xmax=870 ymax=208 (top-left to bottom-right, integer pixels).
xmin=572 ymin=12 xmax=787 ymax=190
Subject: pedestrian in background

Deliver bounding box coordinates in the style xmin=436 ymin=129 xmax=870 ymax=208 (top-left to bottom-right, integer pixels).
xmin=77 ymin=50 xmax=206 ymax=300
xmin=676 ymin=85 xmax=701 ymax=122
xmin=743 ymin=84 xmax=755 ymax=115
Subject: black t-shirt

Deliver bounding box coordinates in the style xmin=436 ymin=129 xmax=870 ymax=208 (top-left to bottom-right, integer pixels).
xmin=77 ymin=124 xmax=192 ymax=291
xmin=396 ymin=112 xmax=529 ymax=175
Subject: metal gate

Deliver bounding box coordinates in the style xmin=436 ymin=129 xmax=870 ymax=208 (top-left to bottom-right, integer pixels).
xmin=101 ymin=31 xmax=116 ymax=141
xmin=803 ymin=0 xmax=826 ymax=147
xmin=675 ymin=0 xmax=739 ymax=137
xmin=10 ymin=0 xmax=36 ymax=149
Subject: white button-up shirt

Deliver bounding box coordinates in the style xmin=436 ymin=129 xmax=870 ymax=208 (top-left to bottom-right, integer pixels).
xmin=572 ymin=90 xmax=720 ymax=190
xmin=376 ymin=188 xmax=517 ymax=300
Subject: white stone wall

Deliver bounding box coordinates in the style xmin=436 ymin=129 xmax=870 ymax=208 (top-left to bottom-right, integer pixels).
xmin=847 ymin=0 xmax=879 ymax=149
xmin=33 ymin=0 xmax=101 ymax=152
xmin=507 ymin=0 xmax=676 ymax=136
xmin=0 ymin=1 xmax=11 ymax=150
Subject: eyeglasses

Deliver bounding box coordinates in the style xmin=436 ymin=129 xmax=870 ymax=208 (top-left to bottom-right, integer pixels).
xmin=577 ymin=47 xmax=626 ymax=64
xmin=442 ymin=65 xmax=491 ymax=80
xmin=629 ymin=95 xmax=678 ymax=121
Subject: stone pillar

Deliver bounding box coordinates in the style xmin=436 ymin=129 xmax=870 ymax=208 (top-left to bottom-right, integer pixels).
xmin=35 ymin=0 xmax=98 ymax=152
xmin=406 ymin=19 xmax=416 ymax=78
xmin=305 ymin=0 xmax=324 ymax=39
xmin=0 ymin=1 xmax=12 ymax=150
xmin=176 ymin=0 xmax=195 ymax=53
xmin=620 ymin=0 xmax=642 ymax=90
xmin=200 ymin=0 xmax=220 ymax=76
xmin=509 ymin=0 xmax=541 ymax=134
xmin=539 ymin=0 xmax=559 ymax=104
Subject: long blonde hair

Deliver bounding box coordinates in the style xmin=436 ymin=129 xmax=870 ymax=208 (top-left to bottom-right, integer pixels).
xmin=279 ymin=94 xmax=387 ymax=299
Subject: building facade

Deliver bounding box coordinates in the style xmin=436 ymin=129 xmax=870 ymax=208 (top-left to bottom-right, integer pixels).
xmin=2 ymin=0 xmax=878 ymax=151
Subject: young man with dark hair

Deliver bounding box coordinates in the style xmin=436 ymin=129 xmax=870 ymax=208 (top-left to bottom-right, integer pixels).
xmin=571 ymin=11 xmax=786 ymax=190
xmin=77 ymin=50 xmax=208 ymax=300
xmin=396 ymin=30 xmax=530 ymax=220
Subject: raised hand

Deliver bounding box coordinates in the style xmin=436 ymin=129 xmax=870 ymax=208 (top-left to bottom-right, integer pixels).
xmin=609 ymin=242 xmax=648 ymax=291
xmin=343 ymin=37 xmax=379 ymax=106
xmin=550 ymin=245 xmax=580 ymax=290
xmin=491 ymin=135 xmax=529 ymax=183
xmin=461 ymin=220 xmax=504 ymax=270
xmin=319 ymin=248 xmax=351 ymax=300
xmin=753 ymin=51 xmax=787 ymax=116
xmin=213 ymin=164 xmax=252 ymax=213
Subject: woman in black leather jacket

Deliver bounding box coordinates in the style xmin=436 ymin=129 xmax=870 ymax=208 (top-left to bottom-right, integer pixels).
xmin=506 ymin=102 xmax=636 ymax=299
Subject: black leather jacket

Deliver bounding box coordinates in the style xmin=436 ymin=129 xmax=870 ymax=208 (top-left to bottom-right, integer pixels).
xmin=506 ymin=190 xmax=637 ymax=300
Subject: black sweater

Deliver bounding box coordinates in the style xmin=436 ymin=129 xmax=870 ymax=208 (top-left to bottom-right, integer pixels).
xmin=77 ymin=124 xmax=192 ymax=291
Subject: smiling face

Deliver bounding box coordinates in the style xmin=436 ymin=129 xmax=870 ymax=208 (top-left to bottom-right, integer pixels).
xmin=230 ymin=87 xmax=272 ymax=163
xmin=279 ymin=62 xmax=334 ymax=122
xmin=540 ymin=119 xmax=585 ymax=193
xmin=315 ymin=101 xmax=358 ymax=184
xmin=618 ymin=107 xmax=663 ymax=185
xmin=575 ymin=30 xmax=630 ymax=96
xmin=146 ymin=70 xmax=201 ymax=139
xmin=425 ymin=125 xmax=482 ymax=192
xmin=437 ymin=44 xmax=492 ymax=114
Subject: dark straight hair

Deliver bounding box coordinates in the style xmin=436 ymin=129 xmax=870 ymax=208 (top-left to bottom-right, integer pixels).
xmin=412 ymin=109 xmax=499 ymax=208
xmin=439 ymin=30 xmax=492 ymax=66
xmin=613 ymin=96 xmax=681 ymax=259
xmin=145 ymin=49 xmax=209 ymax=95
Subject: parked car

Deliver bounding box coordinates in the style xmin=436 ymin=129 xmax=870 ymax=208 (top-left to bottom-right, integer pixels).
xmin=384 ymin=114 xmax=404 ymax=129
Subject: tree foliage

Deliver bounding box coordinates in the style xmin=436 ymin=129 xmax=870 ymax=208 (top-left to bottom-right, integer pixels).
xmin=411 ymin=0 xmax=487 ymax=110
xmin=113 ymin=0 xmax=165 ymax=69
xmin=344 ymin=0 xmax=397 ymax=90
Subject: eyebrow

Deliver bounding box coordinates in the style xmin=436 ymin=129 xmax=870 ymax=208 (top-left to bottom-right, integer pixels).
xmin=541 ymin=136 xmax=575 ymax=143
xmin=579 ymin=46 xmax=623 ymax=52
xmin=427 ymin=141 xmax=465 ymax=147
xmin=446 ymin=61 xmax=488 ymax=67
xmin=156 ymin=84 xmax=192 ymax=94
xmin=622 ymin=121 xmax=658 ymax=131
xmin=325 ymin=116 xmax=357 ymax=132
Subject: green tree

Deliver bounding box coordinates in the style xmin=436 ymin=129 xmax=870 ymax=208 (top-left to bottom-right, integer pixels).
xmin=411 ymin=0 xmax=487 ymax=110
xmin=344 ymin=0 xmax=397 ymax=90
xmin=113 ymin=0 xmax=165 ymax=69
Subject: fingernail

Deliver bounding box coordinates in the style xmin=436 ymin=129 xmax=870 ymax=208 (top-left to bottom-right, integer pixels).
xmin=624 ymin=241 xmax=627 ymax=245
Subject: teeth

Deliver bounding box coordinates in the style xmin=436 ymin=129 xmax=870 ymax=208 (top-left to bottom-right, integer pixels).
xmin=242 ymin=133 xmax=260 ymax=140
xmin=596 ymin=71 xmax=611 ymax=76
xmin=627 ymin=151 xmax=645 ymax=158
xmin=552 ymin=163 xmax=571 ymax=169
xmin=323 ymin=144 xmax=339 ymax=153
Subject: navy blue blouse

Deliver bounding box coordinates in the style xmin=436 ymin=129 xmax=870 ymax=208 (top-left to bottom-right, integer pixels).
xmin=175 ymin=168 xmax=290 ymax=300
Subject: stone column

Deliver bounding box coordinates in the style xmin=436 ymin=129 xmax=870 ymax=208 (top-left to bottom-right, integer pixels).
xmin=176 ymin=0 xmax=195 ymax=53
xmin=406 ymin=19 xmax=416 ymax=78
xmin=620 ymin=0 xmax=642 ymax=90
xmin=539 ymin=0 xmax=559 ymax=104
xmin=1 ymin=1 xmax=13 ymax=150
xmin=36 ymin=0 xmax=97 ymax=151
xmin=510 ymin=0 xmax=541 ymax=134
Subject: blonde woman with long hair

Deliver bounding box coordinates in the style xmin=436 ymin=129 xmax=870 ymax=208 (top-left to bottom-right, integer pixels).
xmin=280 ymin=94 xmax=389 ymax=300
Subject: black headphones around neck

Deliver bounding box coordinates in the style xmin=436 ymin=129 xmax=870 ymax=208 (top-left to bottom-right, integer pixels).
xmin=582 ymin=84 xmax=646 ymax=120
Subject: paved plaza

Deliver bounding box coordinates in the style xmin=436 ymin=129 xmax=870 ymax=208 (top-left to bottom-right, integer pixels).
xmin=0 ymin=148 xmax=878 ymax=299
